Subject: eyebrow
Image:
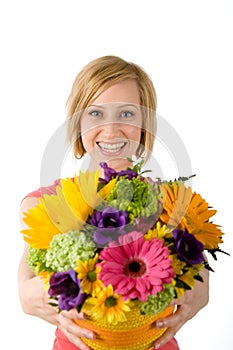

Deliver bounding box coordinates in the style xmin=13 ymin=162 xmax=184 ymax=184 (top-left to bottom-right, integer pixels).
xmin=87 ymin=104 xmax=105 ymax=109
xmin=117 ymin=103 xmax=140 ymax=109
xmin=87 ymin=103 xmax=140 ymax=109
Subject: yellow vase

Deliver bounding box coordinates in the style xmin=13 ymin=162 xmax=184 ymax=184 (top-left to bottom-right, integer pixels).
xmin=75 ymin=304 xmax=174 ymax=350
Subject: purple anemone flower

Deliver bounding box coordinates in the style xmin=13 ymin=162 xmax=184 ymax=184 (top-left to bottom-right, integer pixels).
xmin=99 ymin=162 xmax=138 ymax=183
xmin=90 ymin=206 xmax=128 ymax=246
xmin=173 ymin=229 xmax=204 ymax=265
xmin=48 ymin=269 xmax=85 ymax=311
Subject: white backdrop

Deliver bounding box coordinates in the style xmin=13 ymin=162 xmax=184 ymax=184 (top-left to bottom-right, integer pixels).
xmin=1 ymin=1 xmax=232 ymax=349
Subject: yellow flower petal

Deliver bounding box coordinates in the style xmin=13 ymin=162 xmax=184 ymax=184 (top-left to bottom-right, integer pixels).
xmin=21 ymin=197 xmax=61 ymax=248
xmin=82 ymin=285 xmax=130 ymax=325
xmin=144 ymin=221 xmax=173 ymax=241
xmin=61 ymin=175 xmax=93 ymax=225
xmin=76 ymin=254 xmax=103 ymax=296
xmin=21 ymin=171 xmax=116 ymax=249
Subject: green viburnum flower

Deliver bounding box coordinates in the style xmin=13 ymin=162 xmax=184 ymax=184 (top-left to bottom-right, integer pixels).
xmin=27 ymin=247 xmax=47 ymax=271
xmin=45 ymin=230 xmax=96 ymax=272
xmin=105 ymin=177 xmax=162 ymax=221
xmin=140 ymin=284 xmax=175 ymax=315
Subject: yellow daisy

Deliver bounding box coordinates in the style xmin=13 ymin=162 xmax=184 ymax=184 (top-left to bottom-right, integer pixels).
xmin=171 ymin=254 xmax=187 ymax=276
xmin=144 ymin=221 xmax=173 ymax=241
xmin=173 ymin=261 xmax=204 ymax=298
xmin=171 ymin=279 xmax=185 ymax=299
xmin=160 ymin=182 xmax=223 ymax=249
xmin=82 ymin=285 xmax=131 ymax=325
xmin=179 ymin=264 xmax=204 ymax=288
xmin=76 ymin=254 xmax=103 ymax=296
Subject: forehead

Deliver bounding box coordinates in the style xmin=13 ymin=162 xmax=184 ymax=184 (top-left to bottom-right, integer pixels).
xmin=91 ymin=80 xmax=140 ymax=105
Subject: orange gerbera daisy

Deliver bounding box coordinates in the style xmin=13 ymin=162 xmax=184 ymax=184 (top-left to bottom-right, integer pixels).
xmin=160 ymin=182 xmax=223 ymax=249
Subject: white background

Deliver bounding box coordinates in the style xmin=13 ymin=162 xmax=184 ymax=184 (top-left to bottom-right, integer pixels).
xmin=0 ymin=0 xmax=233 ymax=349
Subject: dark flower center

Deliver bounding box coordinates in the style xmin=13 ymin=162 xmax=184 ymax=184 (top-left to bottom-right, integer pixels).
xmin=103 ymin=217 xmax=118 ymax=227
xmin=129 ymin=261 xmax=141 ymax=272
xmin=124 ymin=258 xmax=147 ymax=278
xmin=105 ymin=296 xmax=117 ymax=307
xmin=87 ymin=270 xmax=97 ymax=282
xmin=67 ymin=280 xmax=79 ymax=296
xmin=183 ymin=243 xmax=189 ymax=253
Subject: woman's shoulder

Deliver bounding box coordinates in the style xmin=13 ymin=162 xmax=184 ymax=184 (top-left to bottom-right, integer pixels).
xmin=20 ymin=179 xmax=62 ymax=228
xmin=22 ymin=178 xmax=61 ymax=202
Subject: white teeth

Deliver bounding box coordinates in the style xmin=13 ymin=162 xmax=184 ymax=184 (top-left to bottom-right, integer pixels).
xmin=98 ymin=142 xmax=125 ymax=153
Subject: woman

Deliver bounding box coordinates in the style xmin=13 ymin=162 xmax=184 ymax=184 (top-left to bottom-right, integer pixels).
xmin=18 ymin=55 xmax=209 ymax=350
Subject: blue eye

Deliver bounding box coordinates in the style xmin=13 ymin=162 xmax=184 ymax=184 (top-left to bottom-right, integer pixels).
xmin=120 ymin=111 xmax=134 ymax=118
xmin=89 ymin=110 xmax=102 ymax=117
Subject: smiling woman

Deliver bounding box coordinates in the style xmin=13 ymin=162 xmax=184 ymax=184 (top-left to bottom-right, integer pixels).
xmin=18 ymin=55 xmax=210 ymax=350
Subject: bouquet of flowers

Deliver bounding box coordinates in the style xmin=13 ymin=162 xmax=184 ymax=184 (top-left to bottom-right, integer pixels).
xmin=21 ymin=160 xmax=225 ymax=350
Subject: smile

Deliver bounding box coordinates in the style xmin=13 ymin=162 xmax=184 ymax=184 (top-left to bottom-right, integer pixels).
xmin=97 ymin=142 xmax=126 ymax=153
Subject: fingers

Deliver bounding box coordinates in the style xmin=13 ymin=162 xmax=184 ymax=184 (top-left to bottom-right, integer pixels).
xmin=61 ymin=309 xmax=85 ymax=320
xmin=153 ymin=272 xmax=210 ymax=349
xmin=155 ymin=307 xmax=183 ymax=329
xmin=153 ymin=327 xmax=179 ymax=349
xmin=57 ymin=310 xmax=96 ymax=350
xmin=170 ymin=292 xmax=187 ymax=306
xmin=153 ymin=307 xmax=186 ymax=349
xmin=61 ymin=324 xmax=93 ymax=350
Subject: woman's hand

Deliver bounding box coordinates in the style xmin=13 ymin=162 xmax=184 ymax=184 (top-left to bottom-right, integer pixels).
xmin=18 ymin=245 xmax=95 ymax=350
xmin=153 ymin=268 xmax=209 ymax=349
xmin=57 ymin=309 xmax=95 ymax=350
xmin=19 ymin=197 xmax=94 ymax=349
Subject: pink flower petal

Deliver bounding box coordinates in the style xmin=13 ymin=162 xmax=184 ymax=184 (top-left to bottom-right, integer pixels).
xmin=98 ymin=231 xmax=173 ymax=301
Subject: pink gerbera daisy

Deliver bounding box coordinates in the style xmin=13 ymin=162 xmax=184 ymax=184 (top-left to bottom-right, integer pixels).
xmin=98 ymin=231 xmax=174 ymax=302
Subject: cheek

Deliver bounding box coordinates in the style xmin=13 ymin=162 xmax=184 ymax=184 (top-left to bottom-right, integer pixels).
xmin=81 ymin=128 xmax=97 ymax=151
xmin=80 ymin=118 xmax=97 ymax=148
xmin=126 ymin=125 xmax=142 ymax=142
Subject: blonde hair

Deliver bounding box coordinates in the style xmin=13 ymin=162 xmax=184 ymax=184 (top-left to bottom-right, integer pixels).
xmin=66 ymin=55 xmax=157 ymax=161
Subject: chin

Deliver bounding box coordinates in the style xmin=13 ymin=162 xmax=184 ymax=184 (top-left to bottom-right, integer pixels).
xmin=106 ymin=158 xmax=133 ymax=171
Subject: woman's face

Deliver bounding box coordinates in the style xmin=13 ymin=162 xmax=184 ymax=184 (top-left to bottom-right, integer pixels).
xmin=80 ymin=79 xmax=143 ymax=171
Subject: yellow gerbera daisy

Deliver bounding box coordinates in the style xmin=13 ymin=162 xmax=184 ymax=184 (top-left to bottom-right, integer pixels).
xmin=160 ymin=182 xmax=223 ymax=249
xmin=76 ymin=254 xmax=103 ymax=296
xmin=21 ymin=171 xmax=116 ymax=249
xmin=21 ymin=196 xmax=61 ymax=249
xmin=82 ymin=285 xmax=131 ymax=325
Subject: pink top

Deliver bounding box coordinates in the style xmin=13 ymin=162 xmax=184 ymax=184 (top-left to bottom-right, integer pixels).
xmin=24 ymin=182 xmax=180 ymax=350
xmin=53 ymin=328 xmax=179 ymax=350
xmin=22 ymin=178 xmax=61 ymax=200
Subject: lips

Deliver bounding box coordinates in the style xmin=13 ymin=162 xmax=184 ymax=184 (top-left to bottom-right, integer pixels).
xmin=97 ymin=142 xmax=126 ymax=153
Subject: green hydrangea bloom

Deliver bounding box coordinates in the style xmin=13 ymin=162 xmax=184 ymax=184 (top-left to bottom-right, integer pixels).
xmin=26 ymin=247 xmax=47 ymax=272
xmin=140 ymin=284 xmax=175 ymax=315
xmin=105 ymin=177 xmax=162 ymax=221
xmin=45 ymin=230 xmax=96 ymax=272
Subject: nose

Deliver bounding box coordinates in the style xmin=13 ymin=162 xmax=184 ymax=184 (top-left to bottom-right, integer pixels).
xmin=100 ymin=120 xmax=121 ymax=139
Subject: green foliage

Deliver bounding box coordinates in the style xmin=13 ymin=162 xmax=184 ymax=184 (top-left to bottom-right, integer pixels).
xmin=105 ymin=176 xmax=162 ymax=222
